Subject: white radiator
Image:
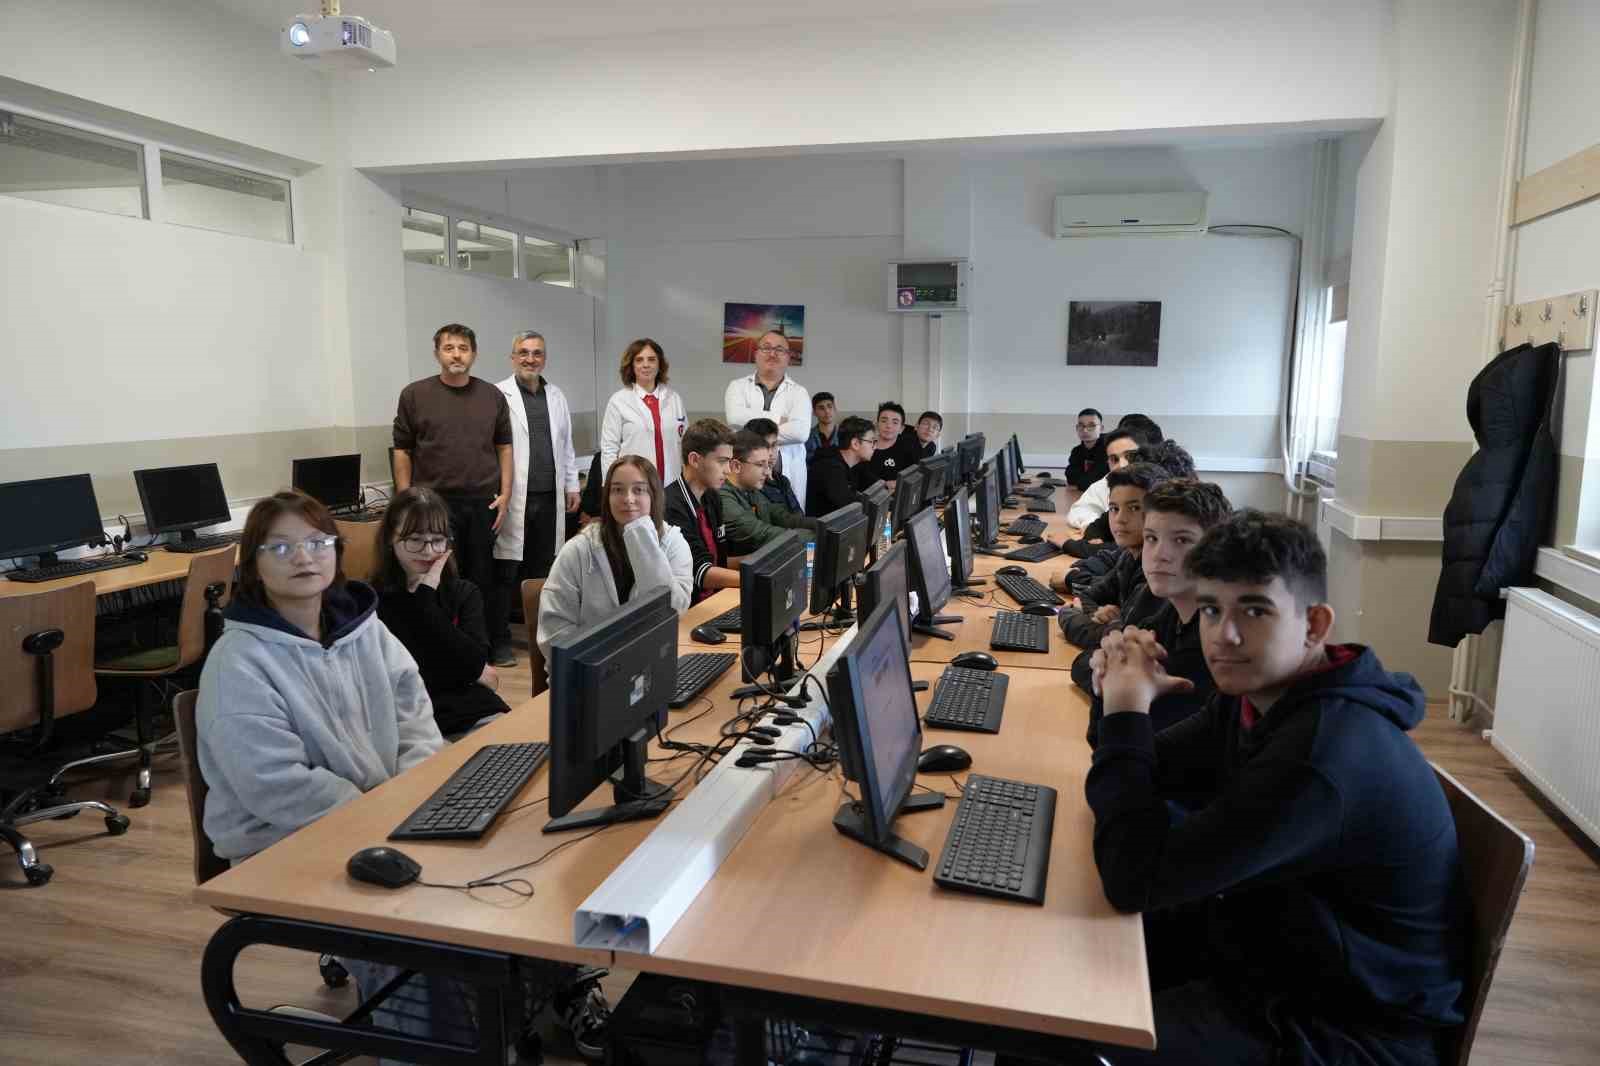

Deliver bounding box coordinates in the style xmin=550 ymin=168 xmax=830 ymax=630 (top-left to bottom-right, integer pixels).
xmin=1491 ymin=587 xmax=1600 ymax=846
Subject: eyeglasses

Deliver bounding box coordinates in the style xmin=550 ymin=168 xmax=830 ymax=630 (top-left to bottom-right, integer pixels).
xmin=257 ymin=535 xmax=340 ymax=560
xmin=861 ymin=436 xmax=878 ymax=445
xmin=399 ymin=534 xmax=451 ymax=553
xmin=738 ymin=458 xmax=773 ymax=469
xmin=1076 ymin=422 xmax=1101 ymax=431
xmin=754 ymin=345 xmax=790 ymax=355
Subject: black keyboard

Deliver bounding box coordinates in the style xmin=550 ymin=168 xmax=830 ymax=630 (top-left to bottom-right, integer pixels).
xmin=1003 ymin=541 xmax=1060 ymax=563
xmin=1002 ymin=497 xmax=1021 ymax=509
xmin=991 ymin=611 xmax=1051 ymax=653
xmin=1024 ymin=500 xmax=1058 ymax=513
xmin=6 ymin=555 xmax=141 ymax=583
xmin=671 ymin=652 xmax=737 ymax=707
xmin=924 ymin=667 xmax=1008 ymax=733
xmin=705 ymin=606 xmax=742 ymax=632
xmin=1004 ymin=517 xmax=1045 ymax=536
xmin=995 ymin=573 xmax=1064 ymax=606
xmin=164 ymin=533 xmax=240 ymax=554
xmin=389 ymin=742 xmax=550 ymax=841
xmin=934 ymin=773 xmax=1057 ymax=904
xmin=1021 ymin=485 xmax=1055 ymax=499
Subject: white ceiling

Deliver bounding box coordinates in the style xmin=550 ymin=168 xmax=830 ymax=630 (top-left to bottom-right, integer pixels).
xmin=208 ymin=0 xmax=1037 ymax=47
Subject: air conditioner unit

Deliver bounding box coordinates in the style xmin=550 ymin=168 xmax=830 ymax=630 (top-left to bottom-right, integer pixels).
xmin=1054 ymin=192 xmax=1208 ymax=238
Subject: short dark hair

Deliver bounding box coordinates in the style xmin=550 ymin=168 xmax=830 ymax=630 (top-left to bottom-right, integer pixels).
xmin=730 ymin=429 xmax=771 ymax=462
xmin=681 ymin=418 xmax=733 ymax=465
xmin=1142 ymin=479 xmax=1232 ymax=530
xmin=1131 ymin=439 xmax=1197 ymax=479
xmin=1104 ymin=427 xmax=1143 ymax=450
xmin=1106 ymin=461 xmax=1169 ymax=494
xmin=838 ymin=416 xmax=874 ymax=447
xmin=813 ymin=392 xmax=835 ymax=408
xmin=433 ymin=323 xmax=477 ymax=352
xmin=1117 ymin=413 xmax=1163 ymax=442
xmin=744 ymin=417 xmax=780 ymax=438
xmin=236 ymin=490 xmax=345 ymax=607
xmin=877 ymin=401 xmax=907 ymax=421
xmin=917 ymin=410 xmax=942 ymax=427
xmin=1185 ymin=510 xmax=1328 ymax=605
xmin=1077 ymin=408 xmax=1103 ymax=421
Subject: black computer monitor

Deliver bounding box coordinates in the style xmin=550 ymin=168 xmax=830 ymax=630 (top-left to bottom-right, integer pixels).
xmin=957 ymin=433 xmax=986 ymax=485
xmin=0 ymin=475 xmax=107 ymax=565
xmin=855 ymin=540 xmax=912 ymax=655
xmin=916 ymin=454 xmax=947 ymax=508
xmin=739 ymin=532 xmax=808 ymax=687
xmin=545 ymin=590 xmax=679 ymax=833
xmin=134 ymin=463 xmax=232 ymax=543
xmin=993 ymin=447 xmax=1016 ymax=498
xmin=292 ymin=454 xmax=362 ymax=512
xmin=902 ymin=504 xmax=962 ymax=641
xmin=856 ymin=481 xmax=892 ymax=564
xmin=825 ymin=600 xmax=944 ymax=868
xmin=808 ymin=503 xmax=870 ymax=617
xmin=943 ymin=485 xmax=983 ymax=595
xmin=890 ymin=466 xmax=926 ymax=536
xmin=1008 ymin=435 xmax=1025 ymax=478
xmin=974 ymin=462 xmax=1002 ymax=548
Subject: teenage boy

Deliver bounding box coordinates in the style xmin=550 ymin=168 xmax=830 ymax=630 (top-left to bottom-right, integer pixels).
xmin=664 ymin=419 xmax=739 ymax=603
xmin=745 ymin=417 xmax=804 ymax=514
xmin=1064 ymin=422 xmax=1157 ymax=529
xmin=1058 ymin=463 xmax=1169 ymax=660
xmin=720 ymin=429 xmax=820 ymax=556
xmin=1066 ymin=408 xmax=1108 ymax=490
xmin=1084 ymin=478 xmax=1231 ymax=747
xmin=806 ymin=391 xmax=839 ymax=460
xmin=913 ymin=410 xmax=943 ymax=459
xmin=1061 ymin=437 xmax=1197 ymax=558
xmin=807 ymin=416 xmax=876 ymax=517
xmin=855 ymin=401 xmax=921 ymax=490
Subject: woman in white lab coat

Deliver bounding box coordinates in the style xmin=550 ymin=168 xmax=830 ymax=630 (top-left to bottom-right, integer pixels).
xmin=599 ymin=338 xmax=687 ymax=487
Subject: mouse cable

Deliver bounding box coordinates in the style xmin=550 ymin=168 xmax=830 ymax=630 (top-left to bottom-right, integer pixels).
xmin=913 ymin=780 xmax=963 ymax=802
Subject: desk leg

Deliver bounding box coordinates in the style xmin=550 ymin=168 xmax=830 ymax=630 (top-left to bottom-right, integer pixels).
xmin=201 ymin=914 xmax=522 ymax=1065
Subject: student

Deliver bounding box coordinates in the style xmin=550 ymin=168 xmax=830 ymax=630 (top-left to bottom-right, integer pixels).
xmin=720 ymin=428 xmax=820 ymax=556
xmin=913 ymin=410 xmax=943 ymax=459
xmin=664 ymin=419 xmax=740 ymax=603
xmin=1061 ymin=437 xmax=1197 ymax=557
xmin=1065 ymin=407 xmax=1108 ymax=490
xmin=1064 ymin=417 xmax=1162 ymax=529
xmin=807 ymin=416 xmax=876 ymax=517
xmin=600 ymin=338 xmax=688 ymax=487
xmin=806 ymin=391 xmax=840 ymax=460
xmin=725 ymin=329 xmax=811 ymax=509
xmin=855 ymin=401 xmax=921 ymax=490
xmin=1087 ymin=510 xmax=1467 ymax=1066
xmin=1058 ymin=463 xmax=1169 ymax=657
xmin=1084 ymin=478 xmax=1231 ymax=748
xmin=745 ymin=417 xmax=804 ymax=514
xmin=393 ymin=322 xmax=515 ymax=665
xmin=538 ymin=456 xmax=693 ymax=661
xmin=372 ymin=487 xmax=511 ymax=737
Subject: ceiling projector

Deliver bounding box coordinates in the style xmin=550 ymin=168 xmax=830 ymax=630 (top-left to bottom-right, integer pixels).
xmin=280 ymin=9 xmax=397 ymax=69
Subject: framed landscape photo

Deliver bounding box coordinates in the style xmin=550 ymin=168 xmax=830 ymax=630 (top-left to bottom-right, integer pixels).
xmin=1067 ymin=301 xmax=1161 ymax=367
xmin=723 ymin=303 xmax=805 ymax=365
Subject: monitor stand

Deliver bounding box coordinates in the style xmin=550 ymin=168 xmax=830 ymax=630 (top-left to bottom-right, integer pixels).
xmin=912 ymin=612 xmax=962 ymax=641
xmin=731 ymin=634 xmax=810 ymax=704
xmin=832 ymin=793 xmax=945 ymax=870
xmin=544 ymin=728 xmax=672 ymax=833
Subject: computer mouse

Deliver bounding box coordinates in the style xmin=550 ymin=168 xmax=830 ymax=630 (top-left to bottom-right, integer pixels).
xmin=124 ymin=551 xmax=149 ymax=562
xmin=950 ymin=651 xmax=998 ymax=671
xmin=346 ymin=846 xmax=421 ymax=889
xmin=995 ymin=565 xmax=1028 ymax=577
xmin=690 ymin=624 xmax=727 ymax=645
xmin=917 ymin=745 xmax=973 ymax=774
xmin=1022 ymin=602 xmax=1059 ymax=617
xmin=1019 ymin=534 xmax=1044 ymax=545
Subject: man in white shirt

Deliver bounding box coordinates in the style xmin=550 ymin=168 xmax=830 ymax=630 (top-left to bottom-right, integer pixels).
xmin=725 ymin=329 xmax=810 ymax=509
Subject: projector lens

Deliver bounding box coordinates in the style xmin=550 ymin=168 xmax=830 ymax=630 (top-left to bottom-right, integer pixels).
xmin=288 ymin=22 xmax=311 ymax=47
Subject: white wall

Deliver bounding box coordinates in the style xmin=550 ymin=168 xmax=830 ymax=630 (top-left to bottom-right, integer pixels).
xmin=343 ymin=1 xmax=1389 ymax=169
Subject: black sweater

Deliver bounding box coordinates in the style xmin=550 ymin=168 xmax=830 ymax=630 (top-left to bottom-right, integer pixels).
xmin=1058 ymin=549 xmax=1154 ymax=648
xmin=1087 ymin=646 xmax=1468 ymax=1050
xmin=376 ymin=578 xmax=508 ymax=733
xmin=1066 ymin=437 xmax=1109 ymax=490
xmin=1086 ymin=602 xmax=1213 ymax=748
xmin=806 ymin=448 xmax=858 ymax=518
xmin=664 ymin=478 xmax=726 ymax=599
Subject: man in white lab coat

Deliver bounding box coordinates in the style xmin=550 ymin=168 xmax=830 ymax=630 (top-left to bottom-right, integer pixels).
xmin=724 ymin=329 xmax=811 ymax=510
xmin=494 ymin=331 xmax=579 ymax=663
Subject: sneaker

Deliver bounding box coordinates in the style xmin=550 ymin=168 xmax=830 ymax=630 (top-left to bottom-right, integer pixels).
xmin=491 ymin=644 xmax=518 ymax=668
xmin=556 ymin=968 xmax=611 ymax=1062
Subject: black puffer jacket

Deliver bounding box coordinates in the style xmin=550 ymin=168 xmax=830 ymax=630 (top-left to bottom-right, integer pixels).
xmin=1429 ymin=342 xmax=1559 ymax=647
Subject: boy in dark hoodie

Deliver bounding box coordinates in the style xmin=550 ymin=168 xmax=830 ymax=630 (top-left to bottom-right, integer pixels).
xmin=1087 ymin=510 xmax=1467 ymax=1066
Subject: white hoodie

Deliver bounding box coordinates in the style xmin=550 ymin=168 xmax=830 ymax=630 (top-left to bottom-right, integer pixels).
xmin=536 ymin=517 xmax=693 ymax=661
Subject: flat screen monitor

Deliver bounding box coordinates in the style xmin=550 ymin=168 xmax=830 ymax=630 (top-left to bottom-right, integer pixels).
xmin=292 ymin=454 xmax=362 ymax=512
xmin=825 ymin=600 xmax=933 ymax=867
xmin=1008 ymin=434 xmax=1025 ymax=477
xmin=974 ymin=462 xmax=1001 ymax=547
xmin=856 ymin=481 xmax=891 ymax=562
xmin=890 ymin=466 xmax=926 ymax=536
xmin=943 ymin=485 xmax=976 ymax=590
xmin=134 ymin=463 xmax=232 ymax=540
xmin=808 ymin=503 xmax=870 ymax=616
xmin=545 ymin=590 xmax=679 ymax=833
xmin=0 ymin=474 xmax=106 ymax=562
xmin=957 ymin=433 xmax=986 ymax=485
xmin=920 ymin=451 xmax=958 ymax=509
xmin=856 ymin=540 xmax=912 ymax=655
xmin=903 ymin=504 xmax=958 ymax=639
xmin=739 ymin=532 xmax=807 ymax=683
xmin=993 ymin=447 xmax=1015 ymax=498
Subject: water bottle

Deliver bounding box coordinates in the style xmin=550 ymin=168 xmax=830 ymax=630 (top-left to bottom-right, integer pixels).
xmin=804 ymin=540 xmax=815 ymax=597
xmin=882 ymin=515 xmax=893 ymax=551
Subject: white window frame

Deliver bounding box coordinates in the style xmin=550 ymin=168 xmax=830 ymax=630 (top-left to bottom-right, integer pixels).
xmin=399 ymin=189 xmax=578 ymax=288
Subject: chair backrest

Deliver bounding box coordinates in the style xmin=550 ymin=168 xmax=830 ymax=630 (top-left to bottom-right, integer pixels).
xmin=521 ymin=578 xmax=548 ymax=697
xmin=174 ymin=548 xmax=236 ymax=671
xmin=335 ymin=518 xmax=383 ymax=586
xmin=0 ymin=581 xmax=98 ymax=734
xmin=1432 ymin=763 xmax=1534 ymax=1066
xmin=174 ymin=689 xmax=228 ymax=885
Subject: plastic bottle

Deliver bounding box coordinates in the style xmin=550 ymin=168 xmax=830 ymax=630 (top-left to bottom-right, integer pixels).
xmin=805 ymin=540 xmax=815 ymax=593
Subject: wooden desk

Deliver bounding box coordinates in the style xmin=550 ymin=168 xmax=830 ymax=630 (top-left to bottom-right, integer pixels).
xmin=0 ymin=547 xmax=232 ymax=599
xmin=910 ymin=592 xmax=1083 ymax=671
xmin=621 ymin=662 xmax=1152 ymax=1049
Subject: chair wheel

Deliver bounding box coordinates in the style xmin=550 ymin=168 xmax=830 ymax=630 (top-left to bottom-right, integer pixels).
xmin=25 ymin=863 xmax=53 ymax=886
xmin=319 ymin=955 xmax=349 ymax=989
xmin=105 ymin=814 xmax=131 ymax=835
xmin=129 ymin=788 xmax=151 ymax=808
